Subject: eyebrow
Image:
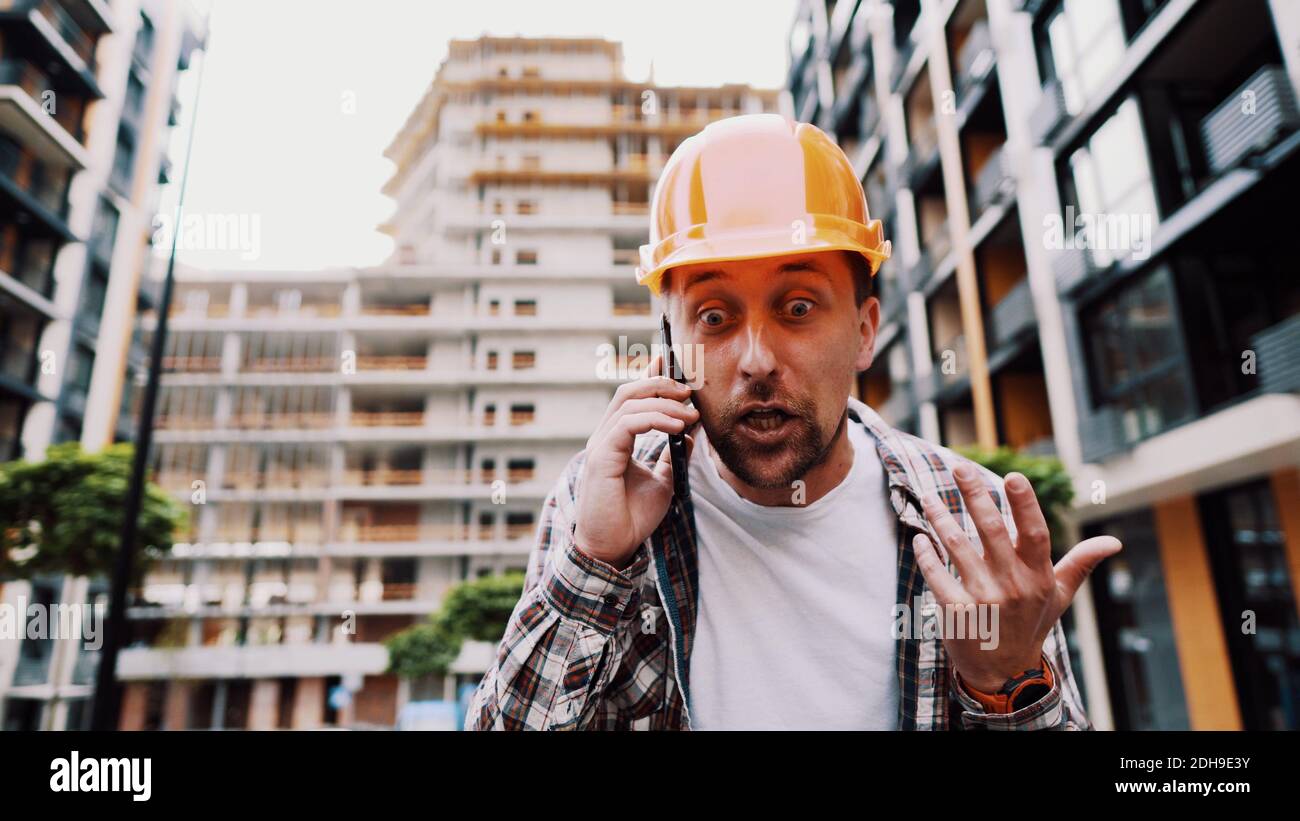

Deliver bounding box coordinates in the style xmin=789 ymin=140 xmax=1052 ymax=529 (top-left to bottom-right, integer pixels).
xmin=681 ymin=259 xmax=833 ymax=295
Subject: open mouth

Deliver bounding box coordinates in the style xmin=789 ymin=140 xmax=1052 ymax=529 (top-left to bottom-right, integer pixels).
xmin=738 ymin=407 xmax=793 ymax=434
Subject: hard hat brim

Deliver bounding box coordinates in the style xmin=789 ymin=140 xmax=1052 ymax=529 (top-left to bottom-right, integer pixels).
xmin=636 ymin=214 xmax=891 ymax=297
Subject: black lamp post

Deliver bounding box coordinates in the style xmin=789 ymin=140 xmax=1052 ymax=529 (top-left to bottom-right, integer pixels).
xmin=90 ymin=16 xmax=212 ymax=731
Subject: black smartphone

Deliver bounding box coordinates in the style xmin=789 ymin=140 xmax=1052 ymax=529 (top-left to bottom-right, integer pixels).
xmin=659 ymin=313 xmax=692 ymax=505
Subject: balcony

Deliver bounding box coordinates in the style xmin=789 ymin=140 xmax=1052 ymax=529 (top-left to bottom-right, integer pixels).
xmin=350 ymin=411 xmax=424 ymax=427
xmin=0 ymin=137 xmax=70 ymax=225
xmin=162 ymin=355 xmax=222 ymax=373
xmin=986 ymin=278 xmax=1036 ymax=350
xmin=342 ymin=468 xmax=430 ymax=487
xmin=117 ymin=643 xmax=391 ymax=681
xmin=1200 ymin=65 xmax=1300 ymax=177
xmin=242 ymin=357 xmax=336 ymax=373
xmin=356 ymin=355 xmax=427 ymax=371
xmin=360 ymin=303 xmax=429 ymax=317
xmin=1253 ymin=314 xmax=1300 ymax=394
xmin=0 ymin=0 xmax=97 ymax=71
xmin=0 ymin=59 xmax=90 ymax=167
xmin=970 ymin=145 xmax=1014 ymax=216
xmin=1029 ymin=78 xmax=1069 ymax=146
xmin=953 ymin=20 xmax=994 ymax=103
xmin=1079 ymin=406 xmax=1128 ymax=463
xmin=902 ymin=132 xmax=941 ymax=189
xmin=1050 ymin=247 xmax=1102 ymax=296
xmin=227 ymin=411 xmax=334 ymax=430
xmin=153 ymin=413 xmax=214 ymax=433
xmin=12 ymin=647 xmax=53 ymax=686
xmin=612 ymin=300 xmax=651 ymax=317
xmin=931 ymin=333 xmax=969 ymax=393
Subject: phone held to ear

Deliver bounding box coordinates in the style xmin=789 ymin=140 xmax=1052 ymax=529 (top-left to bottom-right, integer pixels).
xmin=659 ymin=313 xmax=692 ymax=506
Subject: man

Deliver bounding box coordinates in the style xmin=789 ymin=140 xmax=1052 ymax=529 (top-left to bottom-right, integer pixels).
xmin=465 ymin=113 xmax=1121 ymax=730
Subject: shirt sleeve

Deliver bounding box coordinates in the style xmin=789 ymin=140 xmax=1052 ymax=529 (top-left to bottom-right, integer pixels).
xmin=463 ymin=451 xmax=652 ymax=730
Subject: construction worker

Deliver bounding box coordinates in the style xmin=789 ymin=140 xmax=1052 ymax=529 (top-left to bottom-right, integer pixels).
xmin=466 ymin=113 xmax=1121 ymax=730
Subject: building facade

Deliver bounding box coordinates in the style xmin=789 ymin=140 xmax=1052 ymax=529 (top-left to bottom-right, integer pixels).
xmin=789 ymin=0 xmax=1300 ymax=729
xmin=114 ymin=36 xmax=778 ymax=730
xmin=0 ymin=0 xmax=206 ymax=732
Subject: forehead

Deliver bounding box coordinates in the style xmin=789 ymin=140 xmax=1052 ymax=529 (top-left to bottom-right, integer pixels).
xmin=669 ymin=251 xmax=851 ymax=296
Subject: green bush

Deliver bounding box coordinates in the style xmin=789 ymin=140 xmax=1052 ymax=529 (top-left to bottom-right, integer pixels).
xmin=385 ymin=571 xmax=525 ymax=678
xmin=0 ymin=442 xmax=188 ymax=582
xmin=956 ymin=445 xmax=1074 ymax=551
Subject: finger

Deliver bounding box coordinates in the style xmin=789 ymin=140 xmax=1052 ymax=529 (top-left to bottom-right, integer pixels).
xmin=952 ymin=463 xmax=1015 ymax=571
xmin=1053 ymin=536 xmax=1123 ymax=603
xmin=920 ymin=492 xmax=984 ymax=585
xmin=1005 ymin=471 xmax=1052 ymax=569
xmin=912 ymin=533 xmax=970 ymax=605
xmin=593 ymin=397 xmax=698 ymax=446
xmin=598 ymin=374 xmax=691 ymax=432
xmin=611 ymin=411 xmax=688 ymax=447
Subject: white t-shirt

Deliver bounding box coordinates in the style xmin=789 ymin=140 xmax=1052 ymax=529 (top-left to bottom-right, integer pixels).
xmin=687 ymin=417 xmax=900 ymax=730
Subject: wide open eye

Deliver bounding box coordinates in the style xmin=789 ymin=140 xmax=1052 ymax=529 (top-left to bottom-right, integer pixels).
xmin=699 ymin=308 xmax=728 ymax=327
xmin=785 ymin=298 xmax=814 ymax=318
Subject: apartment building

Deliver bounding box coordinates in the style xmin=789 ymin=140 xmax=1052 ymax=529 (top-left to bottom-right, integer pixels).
xmin=114 ymin=36 xmax=778 ymax=730
xmin=790 ymin=0 xmax=1300 ymax=729
xmin=0 ymin=0 xmax=206 ymax=731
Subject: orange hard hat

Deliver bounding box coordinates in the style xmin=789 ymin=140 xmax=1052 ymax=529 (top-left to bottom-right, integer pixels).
xmin=636 ymin=113 xmax=891 ymax=296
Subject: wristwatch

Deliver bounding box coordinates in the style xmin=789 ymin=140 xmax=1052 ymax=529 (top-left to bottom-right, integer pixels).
xmin=956 ymin=654 xmax=1054 ymax=714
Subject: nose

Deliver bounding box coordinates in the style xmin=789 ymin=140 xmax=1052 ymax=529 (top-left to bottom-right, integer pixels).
xmin=736 ymin=318 xmax=778 ymax=381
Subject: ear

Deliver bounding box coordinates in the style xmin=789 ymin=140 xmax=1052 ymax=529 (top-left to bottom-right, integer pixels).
xmin=854 ymin=292 xmax=880 ymax=372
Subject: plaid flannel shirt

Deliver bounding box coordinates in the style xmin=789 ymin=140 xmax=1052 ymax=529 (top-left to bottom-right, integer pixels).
xmin=465 ymin=396 xmax=1092 ymax=730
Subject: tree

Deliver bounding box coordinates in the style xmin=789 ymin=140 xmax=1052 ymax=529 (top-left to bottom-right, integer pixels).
xmin=958 ymin=445 xmax=1075 ymax=550
xmin=386 ymin=572 xmax=525 ymax=679
xmin=0 ymin=442 xmax=188 ymax=583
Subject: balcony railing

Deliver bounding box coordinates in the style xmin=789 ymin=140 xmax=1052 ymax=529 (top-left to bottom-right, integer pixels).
xmin=341 ymin=468 xmax=429 ymax=487
xmin=1252 ymin=314 xmax=1300 ymax=394
xmin=612 ymin=249 xmax=639 ymax=265
xmin=155 ymin=415 xmax=216 ymax=430
xmin=163 ymin=355 xmax=222 ymax=373
xmin=28 ymin=0 xmax=95 ymax=65
xmin=243 ymin=357 xmax=336 ymax=373
xmin=13 ymin=649 xmax=53 ymax=686
xmin=986 ymin=278 xmax=1035 ymax=349
xmin=953 ymin=20 xmax=994 ymax=101
xmin=1079 ymin=406 xmax=1127 ymax=463
xmin=1029 ymin=78 xmax=1069 ymax=145
xmin=931 ymin=333 xmax=969 ymax=391
xmin=0 ymin=137 xmax=69 ymax=217
xmin=612 ymin=301 xmax=652 ymax=316
xmin=356 ymin=355 xmax=427 ymax=371
xmin=971 ymin=145 xmax=1014 ymax=215
xmin=0 ymin=58 xmax=85 ymax=140
xmin=1200 ymin=65 xmax=1300 ymax=176
xmin=349 ymin=411 xmax=425 ymax=427
xmin=360 ymin=304 xmax=429 ymax=316
xmin=1051 ymin=247 xmax=1101 ymax=295
xmin=228 ymin=412 xmax=334 ymax=430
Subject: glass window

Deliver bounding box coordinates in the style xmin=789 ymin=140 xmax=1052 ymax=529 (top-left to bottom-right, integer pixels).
xmin=1201 ymin=480 xmax=1300 ymax=730
xmin=1045 ymin=0 xmax=1127 ymax=113
xmin=1083 ymin=265 xmax=1192 ymax=442
xmin=1088 ymin=510 xmax=1191 ymax=729
xmin=1068 ymin=98 xmax=1160 ymax=268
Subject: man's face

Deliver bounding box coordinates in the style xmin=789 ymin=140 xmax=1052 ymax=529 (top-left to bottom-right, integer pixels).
xmin=666 ymin=250 xmax=880 ymax=489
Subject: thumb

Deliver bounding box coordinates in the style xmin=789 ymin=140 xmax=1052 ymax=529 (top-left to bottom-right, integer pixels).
xmin=652 ymin=433 xmax=694 ymax=483
xmin=1053 ymin=535 xmax=1122 ymax=602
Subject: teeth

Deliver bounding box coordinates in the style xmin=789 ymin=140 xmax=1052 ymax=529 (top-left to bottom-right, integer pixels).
xmin=745 ymin=410 xmax=786 ymax=431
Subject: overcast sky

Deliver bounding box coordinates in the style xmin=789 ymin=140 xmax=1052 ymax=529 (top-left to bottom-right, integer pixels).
xmin=157 ymin=0 xmax=798 ymax=272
